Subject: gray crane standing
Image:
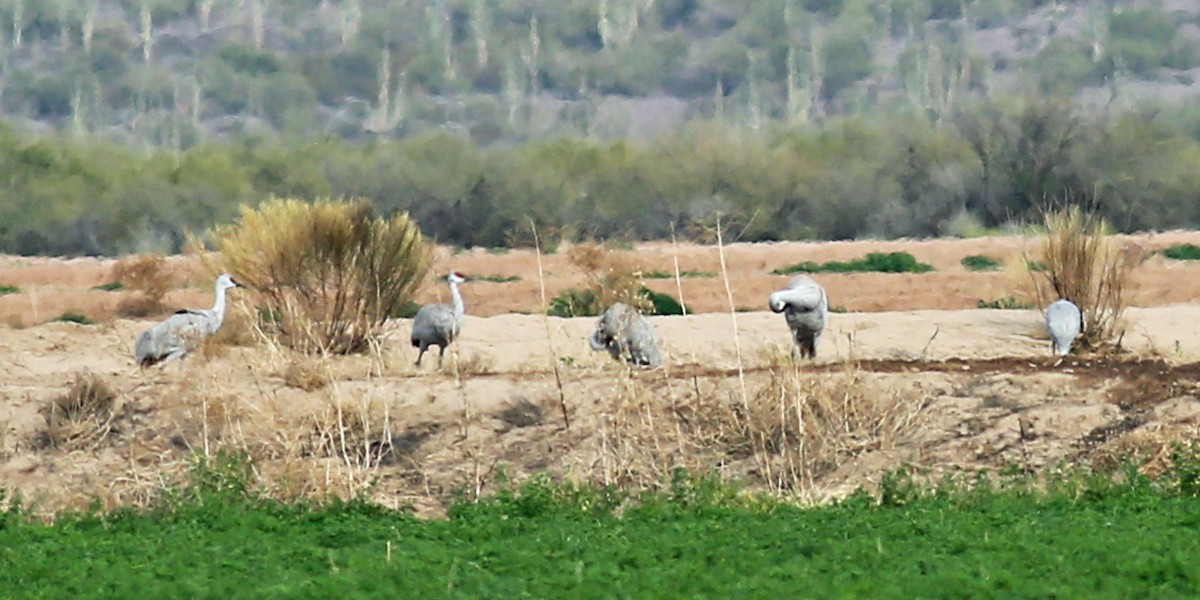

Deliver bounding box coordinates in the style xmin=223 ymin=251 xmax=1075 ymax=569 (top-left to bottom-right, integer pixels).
xmin=135 ymin=273 xmax=242 ymax=368
xmin=411 ymin=271 xmax=469 ymax=367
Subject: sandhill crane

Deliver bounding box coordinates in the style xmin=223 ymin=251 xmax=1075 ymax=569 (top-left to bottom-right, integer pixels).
xmin=411 ymin=271 xmax=469 ymax=367
xmin=768 ymin=274 xmax=829 ymax=359
xmin=1045 ymin=298 xmax=1083 ymax=357
xmin=587 ymin=302 xmax=662 ymax=367
xmin=135 ymin=273 xmax=242 ymax=369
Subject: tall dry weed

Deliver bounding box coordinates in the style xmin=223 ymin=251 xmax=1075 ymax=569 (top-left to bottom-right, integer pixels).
xmin=205 ymin=197 xmax=430 ymax=354
xmin=1029 ymin=206 xmax=1140 ymax=350
xmin=566 ymin=243 xmax=651 ymax=314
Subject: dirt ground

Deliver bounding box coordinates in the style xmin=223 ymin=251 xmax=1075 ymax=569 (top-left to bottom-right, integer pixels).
xmin=3 ymin=233 xmax=1200 ymax=518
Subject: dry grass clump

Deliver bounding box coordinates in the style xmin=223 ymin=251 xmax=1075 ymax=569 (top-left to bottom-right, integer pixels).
xmin=1029 ymin=206 xmax=1140 ymax=351
xmin=112 ymin=254 xmax=173 ymax=317
xmin=283 ymin=358 xmax=332 ymax=391
xmin=39 ymin=371 xmax=119 ymax=451
xmin=303 ymin=397 xmax=394 ymax=470
xmin=207 ymin=197 xmax=430 ymax=354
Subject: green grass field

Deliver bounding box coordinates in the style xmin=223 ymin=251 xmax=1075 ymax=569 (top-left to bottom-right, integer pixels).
xmin=3 ymin=462 xmax=1200 ymax=598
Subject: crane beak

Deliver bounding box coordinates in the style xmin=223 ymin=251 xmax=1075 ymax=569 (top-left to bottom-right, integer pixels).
xmin=230 ymin=278 xmax=244 ymax=288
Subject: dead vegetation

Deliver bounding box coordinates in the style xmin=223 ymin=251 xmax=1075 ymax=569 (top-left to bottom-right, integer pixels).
xmin=205 ymin=197 xmax=430 ymax=354
xmin=39 ymin=371 xmax=120 ymax=451
xmin=111 ymin=254 xmax=173 ymax=317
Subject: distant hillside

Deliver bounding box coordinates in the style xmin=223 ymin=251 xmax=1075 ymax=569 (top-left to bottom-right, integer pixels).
xmin=0 ymin=0 xmax=1198 ymax=147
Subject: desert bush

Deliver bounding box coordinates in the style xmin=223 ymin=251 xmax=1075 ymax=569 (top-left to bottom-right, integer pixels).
xmin=1029 ymin=206 xmax=1140 ymax=350
xmin=961 ymin=255 xmax=1002 ymax=272
xmin=207 ymin=197 xmax=430 ymax=354
xmin=641 ymin=287 xmax=689 ymax=316
xmin=772 ymin=252 xmax=934 ymax=275
xmin=1161 ymin=244 xmax=1200 ymax=261
xmin=39 ymin=371 xmax=118 ymax=451
xmin=111 ymin=253 xmax=173 ymax=317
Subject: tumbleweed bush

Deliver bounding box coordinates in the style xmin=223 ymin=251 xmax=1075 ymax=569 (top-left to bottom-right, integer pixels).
xmin=208 ymin=197 xmax=430 ymax=354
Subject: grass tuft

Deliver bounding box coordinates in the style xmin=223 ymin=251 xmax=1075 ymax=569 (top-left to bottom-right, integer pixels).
xmin=977 ymin=297 xmax=1036 ymax=310
xmin=40 ymin=371 xmax=118 ymax=451
xmin=961 ymin=254 xmax=1002 ymax=271
xmin=53 ymin=311 xmax=93 ymax=325
xmin=0 ymin=284 xmax=19 ymax=295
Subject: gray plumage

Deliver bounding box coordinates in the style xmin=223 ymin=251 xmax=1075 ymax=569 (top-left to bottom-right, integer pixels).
xmin=1045 ymin=298 xmax=1083 ymax=356
xmin=411 ymin=271 xmax=468 ymax=367
xmin=135 ymin=273 xmax=241 ymax=368
xmin=588 ymin=302 xmax=662 ymax=367
xmin=768 ymin=274 xmax=829 ymax=359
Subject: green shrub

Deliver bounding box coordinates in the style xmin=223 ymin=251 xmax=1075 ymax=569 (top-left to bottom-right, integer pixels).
xmin=0 ymin=284 xmax=19 ymax=295
xmin=1161 ymin=244 xmax=1200 ymax=261
xmin=475 ymin=274 xmax=521 ymax=283
xmin=977 ymin=297 xmax=1036 ymax=310
xmin=961 ymin=255 xmax=1002 ymax=272
xmin=640 ymin=287 xmax=689 ymax=316
xmin=53 ymin=312 xmax=93 ymax=325
xmin=772 ymin=252 xmax=934 ymax=275
xmin=391 ymin=301 xmax=422 ymax=319
xmin=1026 ymin=260 xmax=1050 ymax=272
xmin=548 ymin=288 xmax=599 ymax=318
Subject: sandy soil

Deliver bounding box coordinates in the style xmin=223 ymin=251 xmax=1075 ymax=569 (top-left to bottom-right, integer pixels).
xmin=3 ymin=233 xmax=1200 ymax=518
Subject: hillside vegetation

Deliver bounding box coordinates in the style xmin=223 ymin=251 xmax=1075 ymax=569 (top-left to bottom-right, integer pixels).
xmin=0 ymin=0 xmax=1199 ymax=255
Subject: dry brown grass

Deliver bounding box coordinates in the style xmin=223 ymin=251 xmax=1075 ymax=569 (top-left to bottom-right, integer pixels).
xmin=576 ymin=347 xmax=932 ymax=494
xmin=1029 ymin=206 xmax=1140 ymax=350
xmin=283 ymin=357 xmax=332 ymax=391
xmin=111 ymin=254 xmax=173 ymax=317
xmin=302 ymin=395 xmax=394 ymax=471
xmin=39 ymin=371 xmax=119 ymax=451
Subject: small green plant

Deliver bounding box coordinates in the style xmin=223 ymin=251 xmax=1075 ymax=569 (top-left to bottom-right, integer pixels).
xmin=1161 ymin=244 xmax=1200 ymax=261
xmin=977 ymin=297 xmax=1036 ymax=310
xmin=53 ymin=312 xmax=93 ymax=325
xmin=640 ymin=287 xmax=690 ymax=316
xmin=548 ymin=288 xmax=599 ymax=317
xmin=0 ymin=284 xmax=19 ymax=295
xmin=486 ymin=247 xmax=511 ymax=255
xmin=642 ymin=270 xmax=716 ymax=279
xmin=475 ymin=274 xmax=521 ymax=283
xmin=1026 ymin=260 xmax=1050 ymax=272
xmin=391 ymin=300 xmax=422 ymax=319
xmin=91 ymin=281 xmax=125 ymax=291
xmin=961 ymin=255 xmax=1002 ymax=271
xmin=772 ymin=252 xmax=934 ymax=275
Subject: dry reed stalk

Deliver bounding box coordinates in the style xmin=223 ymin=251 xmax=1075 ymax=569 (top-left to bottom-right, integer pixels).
xmin=530 ymin=218 xmax=570 ymax=430
xmin=716 ymin=215 xmax=749 ymax=405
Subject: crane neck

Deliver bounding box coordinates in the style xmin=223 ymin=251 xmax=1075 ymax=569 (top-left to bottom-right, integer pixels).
xmin=449 ymin=279 xmax=465 ymax=318
xmin=211 ymin=281 xmax=229 ymax=327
